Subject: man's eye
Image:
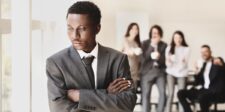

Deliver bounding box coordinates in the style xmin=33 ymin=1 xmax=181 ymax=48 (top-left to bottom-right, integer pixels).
xmin=77 ymin=27 xmax=86 ymax=32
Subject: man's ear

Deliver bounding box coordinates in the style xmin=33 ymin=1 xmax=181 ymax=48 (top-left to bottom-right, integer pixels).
xmin=95 ymin=24 xmax=101 ymax=34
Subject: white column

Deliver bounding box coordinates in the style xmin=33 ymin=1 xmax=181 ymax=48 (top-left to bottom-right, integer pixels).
xmin=0 ymin=36 xmax=2 ymax=112
xmin=11 ymin=0 xmax=31 ymax=111
xmin=0 ymin=0 xmax=3 ymax=111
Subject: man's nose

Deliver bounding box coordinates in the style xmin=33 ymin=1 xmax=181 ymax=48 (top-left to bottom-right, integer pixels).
xmin=71 ymin=31 xmax=80 ymax=40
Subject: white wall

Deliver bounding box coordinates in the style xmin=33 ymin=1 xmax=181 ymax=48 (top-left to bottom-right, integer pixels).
xmin=43 ymin=0 xmax=225 ymax=68
xmin=116 ymin=12 xmax=150 ymax=49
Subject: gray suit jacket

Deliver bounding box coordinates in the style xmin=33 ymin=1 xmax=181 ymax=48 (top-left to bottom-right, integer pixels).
xmin=140 ymin=39 xmax=167 ymax=75
xmin=46 ymin=44 xmax=137 ymax=112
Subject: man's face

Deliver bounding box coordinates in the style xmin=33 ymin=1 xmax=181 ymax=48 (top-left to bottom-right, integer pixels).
xmin=201 ymin=47 xmax=212 ymax=61
xmin=67 ymin=14 xmax=100 ymax=52
xmin=151 ymin=28 xmax=161 ymax=45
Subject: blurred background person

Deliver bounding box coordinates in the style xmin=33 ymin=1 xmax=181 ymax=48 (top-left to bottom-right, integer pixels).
xmin=178 ymin=45 xmax=225 ymax=112
xmin=165 ymin=31 xmax=190 ymax=112
xmin=122 ymin=22 xmax=142 ymax=89
xmin=140 ymin=25 xmax=167 ymax=112
xmin=214 ymin=57 xmax=225 ymax=94
xmin=214 ymin=57 xmax=225 ymax=66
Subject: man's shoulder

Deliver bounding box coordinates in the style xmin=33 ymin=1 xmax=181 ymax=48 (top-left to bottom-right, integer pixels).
xmin=47 ymin=47 xmax=70 ymax=61
xmin=100 ymin=45 xmax=126 ymax=58
xmin=141 ymin=39 xmax=150 ymax=49
xmin=159 ymin=41 xmax=167 ymax=46
xmin=142 ymin=39 xmax=150 ymax=45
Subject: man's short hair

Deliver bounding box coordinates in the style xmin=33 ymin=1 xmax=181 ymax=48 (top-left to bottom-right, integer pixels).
xmin=201 ymin=44 xmax=211 ymax=51
xmin=66 ymin=1 xmax=101 ymax=25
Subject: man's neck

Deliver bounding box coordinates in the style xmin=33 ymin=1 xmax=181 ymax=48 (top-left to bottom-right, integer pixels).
xmin=205 ymin=57 xmax=213 ymax=62
xmin=83 ymin=42 xmax=97 ymax=53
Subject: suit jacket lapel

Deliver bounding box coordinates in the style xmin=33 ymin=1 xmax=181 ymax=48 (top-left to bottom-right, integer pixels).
xmin=157 ymin=41 xmax=162 ymax=52
xmin=146 ymin=40 xmax=154 ymax=56
xmin=97 ymin=44 xmax=109 ymax=89
xmin=69 ymin=46 xmax=92 ymax=89
xmin=209 ymin=65 xmax=218 ymax=82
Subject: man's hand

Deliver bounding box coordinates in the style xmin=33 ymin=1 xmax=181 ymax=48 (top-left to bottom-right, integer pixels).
xmin=151 ymin=51 xmax=160 ymax=60
xmin=155 ymin=51 xmax=160 ymax=60
xmin=67 ymin=89 xmax=80 ymax=102
xmin=107 ymin=78 xmax=131 ymax=94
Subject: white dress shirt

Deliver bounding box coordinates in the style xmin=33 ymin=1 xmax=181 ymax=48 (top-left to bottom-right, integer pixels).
xmin=150 ymin=43 xmax=159 ymax=66
xmin=196 ymin=59 xmax=212 ymax=89
xmin=165 ymin=46 xmax=190 ymax=77
xmin=77 ymin=43 xmax=99 ymax=88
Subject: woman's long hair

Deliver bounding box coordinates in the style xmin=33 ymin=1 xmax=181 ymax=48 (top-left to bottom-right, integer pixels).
xmin=125 ymin=22 xmax=141 ymax=47
xmin=169 ymin=31 xmax=188 ymax=55
xmin=217 ymin=57 xmax=225 ymax=66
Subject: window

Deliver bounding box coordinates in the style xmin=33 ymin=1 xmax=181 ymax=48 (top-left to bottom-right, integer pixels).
xmin=1 ymin=0 xmax=67 ymax=111
xmin=1 ymin=0 xmax=12 ymax=112
xmin=1 ymin=0 xmax=11 ymax=19
xmin=1 ymin=34 xmax=12 ymax=112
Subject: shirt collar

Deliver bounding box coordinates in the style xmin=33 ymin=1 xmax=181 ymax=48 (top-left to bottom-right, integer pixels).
xmin=204 ymin=57 xmax=213 ymax=63
xmin=77 ymin=43 xmax=99 ymax=59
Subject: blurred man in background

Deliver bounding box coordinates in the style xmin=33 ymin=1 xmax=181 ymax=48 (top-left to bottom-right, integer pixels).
xmin=140 ymin=25 xmax=167 ymax=112
xmin=178 ymin=45 xmax=225 ymax=112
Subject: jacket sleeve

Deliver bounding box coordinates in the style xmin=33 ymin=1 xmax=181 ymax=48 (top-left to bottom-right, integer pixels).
xmin=193 ymin=72 xmax=204 ymax=86
xmin=141 ymin=41 xmax=152 ymax=62
xmin=140 ymin=41 xmax=152 ymax=68
xmin=78 ymin=55 xmax=137 ymax=112
xmin=46 ymin=58 xmax=79 ymax=112
xmin=157 ymin=42 xmax=167 ymax=69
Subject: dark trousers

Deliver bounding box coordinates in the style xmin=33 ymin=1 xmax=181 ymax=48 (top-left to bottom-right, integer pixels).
xmin=178 ymin=88 xmax=218 ymax=112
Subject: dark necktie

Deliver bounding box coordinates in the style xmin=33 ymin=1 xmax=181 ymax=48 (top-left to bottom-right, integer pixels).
xmin=82 ymin=55 xmax=95 ymax=88
xmin=199 ymin=62 xmax=207 ymax=75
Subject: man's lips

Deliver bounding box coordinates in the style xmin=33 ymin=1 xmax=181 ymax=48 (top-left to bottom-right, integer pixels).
xmin=72 ymin=41 xmax=82 ymax=45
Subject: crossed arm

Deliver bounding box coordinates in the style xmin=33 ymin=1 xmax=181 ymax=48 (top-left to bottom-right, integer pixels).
xmin=68 ymin=78 xmax=131 ymax=102
xmin=46 ymin=55 xmax=137 ymax=112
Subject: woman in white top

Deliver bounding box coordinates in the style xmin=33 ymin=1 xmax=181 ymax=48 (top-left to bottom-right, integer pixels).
xmin=165 ymin=31 xmax=190 ymax=112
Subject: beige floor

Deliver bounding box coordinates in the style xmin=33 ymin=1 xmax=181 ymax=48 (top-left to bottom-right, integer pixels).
xmin=135 ymin=84 xmax=225 ymax=112
xmin=134 ymin=92 xmax=225 ymax=112
xmin=133 ymin=104 xmax=225 ymax=112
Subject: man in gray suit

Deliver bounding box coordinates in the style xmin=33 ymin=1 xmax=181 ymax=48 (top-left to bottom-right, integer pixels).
xmin=140 ymin=25 xmax=167 ymax=112
xmin=46 ymin=1 xmax=137 ymax=112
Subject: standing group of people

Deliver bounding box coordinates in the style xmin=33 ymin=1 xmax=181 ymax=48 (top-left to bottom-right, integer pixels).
xmin=122 ymin=23 xmax=225 ymax=112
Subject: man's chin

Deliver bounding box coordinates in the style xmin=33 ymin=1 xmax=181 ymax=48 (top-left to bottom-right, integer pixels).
xmin=72 ymin=45 xmax=84 ymax=51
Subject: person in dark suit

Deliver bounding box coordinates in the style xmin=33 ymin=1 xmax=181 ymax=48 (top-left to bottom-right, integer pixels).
xmin=178 ymin=45 xmax=225 ymax=112
xmin=213 ymin=56 xmax=225 ymax=95
xmin=213 ymin=57 xmax=225 ymax=67
xmin=140 ymin=25 xmax=167 ymax=112
xmin=46 ymin=1 xmax=137 ymax=112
